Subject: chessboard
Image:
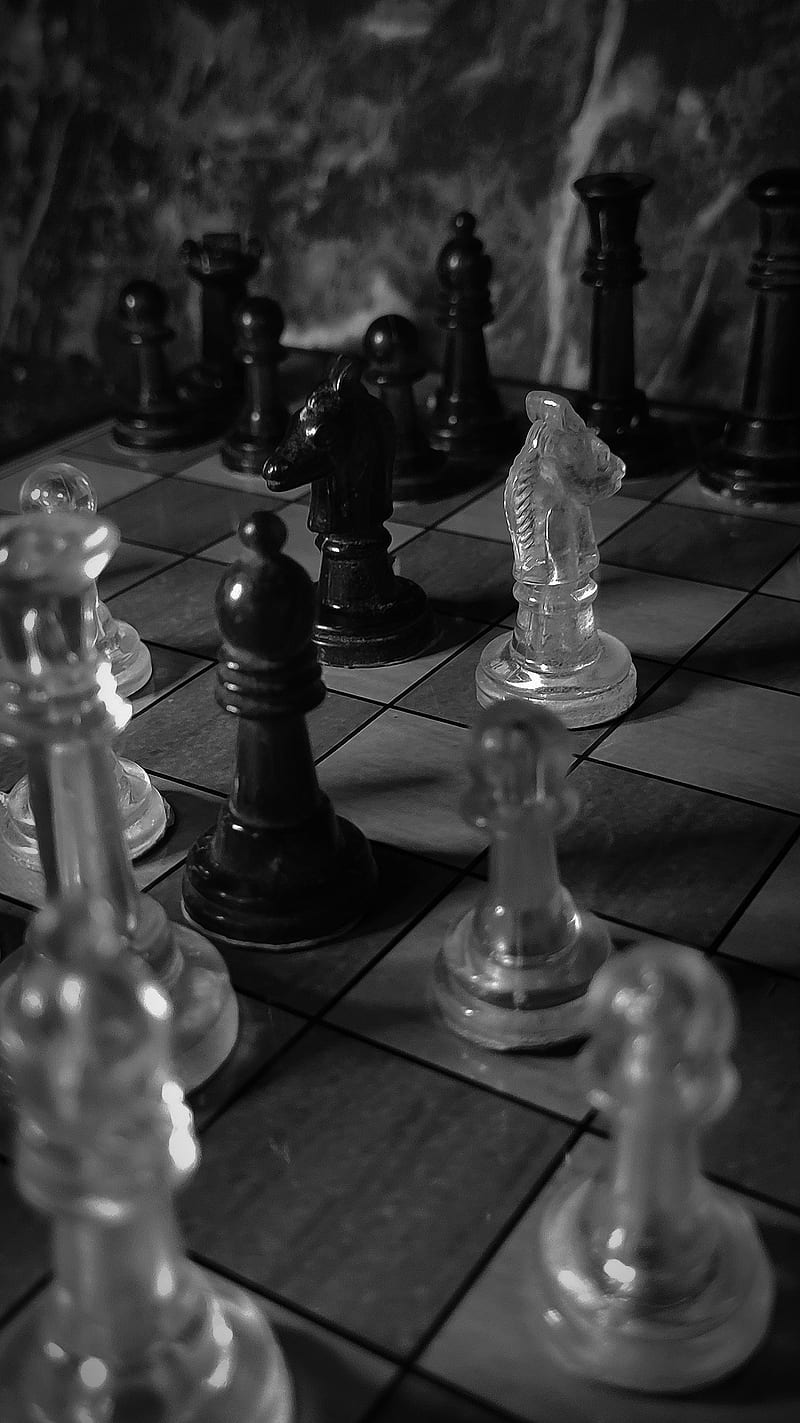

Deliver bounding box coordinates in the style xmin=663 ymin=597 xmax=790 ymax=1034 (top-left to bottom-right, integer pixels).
xmin=0 ymin=371 xmax=799 ymax=1423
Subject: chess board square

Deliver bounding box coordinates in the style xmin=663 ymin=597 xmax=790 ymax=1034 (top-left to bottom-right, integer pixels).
xmin=327 ymin=876 xmax=589 ymax=1121
xmin=390 ymin=528 xmax=515 ymax=623
xmin=761 ymin=553 xmax=800 ymax=601
xmin=559 ymin=759 xmax=796 ymax=948
xmin=119 ymin=665 xmax=378 ymax=793
xmin=686 ymin=593 xmax=800 ymax=694
xmin=318 ymin=709 xmax=481 ymax=867
xmin=107 ymin=557 xmax=225 ymax=658
xmin=440 ymin=486 xmax=644 ymax=545
xmin=322 ymin=614 xmax=485 ymax=704
xmin=174 ymin=448 xmax=309 ymax=499
xmin=369 ymin=1373 xmax=506 ymax=1423
xmin=129 ymin=645 xmax=210 ymax=716
xmin=0 ymin=1163 xmax=48 ymax=1321
xmin=180 ymin=1024 xmax=571 ymax=1355
xmin=68 ymin=426 xmax=219 ymax=474
xmin=718 ymin=837 xmax=800 ymax=977
xmin=599 ymin=500 xmax=800 ymax=590
xmin=104 ymin=476 xmax=281 ymax=556
xmin=0 ymin=453 xmax=158 ymax=513
xmin=201 ymin=497 xmax=421 ymax=575
xmin=422 ymin=1133 xmax=800 ymax=1423
xmin=97 ymin=541 xmax=180 ymax=600
xmin=150 ymin=844 xmax=458 ymax=1016
xmin=190 ymin=995 xmax=307 ymax=1132
xmin=593 ymin=669 xmax=800 ymax=813
xmin=0 ymin=899 xmax=27 ymax=963
xmin=392 ymin=472 xmax=502 ymax=529
xmin=666 ymin=471 xmax=800 ymax=526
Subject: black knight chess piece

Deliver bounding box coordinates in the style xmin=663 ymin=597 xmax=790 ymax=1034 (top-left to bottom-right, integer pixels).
xmin=113 ymin=280 xmax=207 ymax=451
xmin=573 ymin=172 xmax=679 ymax=479
xmin=698 ymin=169 xmax=800 ymax=503
xmin=263 ymin=357 xmax=435 ymax=666
xmin=182 ymin=511 xmax=377 ymax=949
xmin=428 ymin=211 xmax=516 ymax=463
xmin=177 ymin=231 xmax=263 ymax=432
xmin=363 ymin=313 xmax=451 ymax=501
xmin=221 ymin=297 xmax=289 ymax=477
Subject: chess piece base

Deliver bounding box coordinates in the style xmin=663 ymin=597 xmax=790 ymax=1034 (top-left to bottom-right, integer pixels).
xmin=697 ymin=442 xmax=800 ymax=505
xmin=0 ymin=759 xmax=171 ymax=866
xmin=107 ymin=619 xmax=153 ymax=697
xmin=182 ymin=813 xmax=377 ymax=950
xmin=427 ymin=407 xmax=518 ymax=465
xmin=433 ymin=903 xmax=613 ymax=1050
xmin=113 ymin=403 xmax=207 ymax=453
xmin=531 ymin=1176 xmax=775 ymax=1392
xmin=475 ymin=631 xmax=637 ymax=728
xmin=316 ymin=578 xmax=436 ymax=668
xmin=221 ymin=432 xmax=284 ymax=478
xmin=0 ymin=1267 xmax=293 ymax=1423
xmin=580 ymin=403 xmax=685 ymax=480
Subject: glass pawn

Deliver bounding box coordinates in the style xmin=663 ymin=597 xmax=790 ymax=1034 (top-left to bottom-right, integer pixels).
xmin=531 ymin=940 xmax=775 ymax=1391
xmin=433 ymin=703 xmax=612 ymax=1049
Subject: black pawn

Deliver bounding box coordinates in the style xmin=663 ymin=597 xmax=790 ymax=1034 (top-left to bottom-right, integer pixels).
xmin=176 ymin=231 xmax=263 ymax=428
xmin=428 ymin=211 xmax=515 ymax=462
xmin=363 ymin=314 xmax=450 ymax=501
xmin=221 ymin=298 xmax=289 ymax=476
xmin=114 ymin=280 xmax=205 ymax=451
xmin=264 ymin=357 xmax=435 ymax=667
xmin=573 ymin=172 xmax=676 ymax=478
xmin=182 ymin=511 xmax=377 ymax=948
xmin=699 ymin=170 xmax=800 ymax=503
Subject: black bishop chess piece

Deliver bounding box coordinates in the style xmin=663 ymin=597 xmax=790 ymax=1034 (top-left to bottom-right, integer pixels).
xmin=177 ymin=230 xmax=263 ymax=432
xmin=221 ymin=297 xmax=289 ymax=477
xmin=427 ymin=211 xmax=516 ymax=463
xmin=263 ymin=357 xmax=435 ymax=667
xmin=573 ymin=172 xmax=680 ymax=479
xmin=113 ymin=280 xmax=208 ymax=451
xmin=698 ymin=169 xmax=800 ymax=503
xmin=363 ymin=313 xmax=451 ymax=501
xmin=182 ymin=511 xmax=378 ymax=949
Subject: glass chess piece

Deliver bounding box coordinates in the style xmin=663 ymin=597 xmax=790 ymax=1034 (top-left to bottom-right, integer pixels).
xmin=0 ymin=892 xmax=293 ymax=1423
xmin=530 ymin=940 xmax=775 ymax=1391
xmin=433 ymin=703 xmax=612 ymax=1049
xmin=0 ymin=510 xmax=238 ymax=1090
xmin=475 ymin=391 xmax=637 ymax=728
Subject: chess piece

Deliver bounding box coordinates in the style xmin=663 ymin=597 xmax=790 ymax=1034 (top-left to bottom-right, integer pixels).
xmin=0 ymin=462 xmax=167 ymax=873
xmin=0 ymin=510 xmax=238 ymax=1090
xmin=363 ymin=313 xmax=450 ymax=500
xmin=531 ymin=941 xmax=775 ymax=1391
xmin=427 ymin=211 xmax=515 ymax=462
xmin=476 ymin=391 xmax=636 ymax=727
xmin=698 ymin=169 xmax=800 ymax=503
xmin=114 ymin=280 xmax=206 ymax=451
xmin=573 ymin=173 xmax=677 ymax=478
xmin=434 ymin=704 xmax=612 ymax=1049
xmin=177 ymin=231 xmax=263 ymax=430
xmin=0 ymin=893 xmax=293 ymax=1423
xmin=263 ymin=357 xmax=435 ymax=666
xmin=221 ymin=297 xmax=289 ymax=477
xmin=182 ymin=510 xmax=378 ymax=948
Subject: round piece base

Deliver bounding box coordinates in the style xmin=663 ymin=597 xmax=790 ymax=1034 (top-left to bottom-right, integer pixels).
xmin=531 ymin=1178 xmax=775 ymax=1393
xmin=475 ymin=632 xmax=636 ymax=729
xmin=0 ymin=1268 xmax=293 ymax=1423
xmin=427 ymin=408 xmax=519 ymax=464
xmin=222 ymin=428 xmax=287 ymax=478
xmin=168 ymin=922 xmax=240 ymax=1092
xmin=0 ymin=760 xmax=171 ymax=867
xmin=433 ymin=906 xmax=613 ymax=1051
xmin=697 ymin=447 xmax=800 ymax=505
xmin=316 ymin=587 xmax=436 ymax=668
xmin=112 ymin=408 xmax=207 ymax=453
xmin=109 ymin=621 xmax=153 ymax=697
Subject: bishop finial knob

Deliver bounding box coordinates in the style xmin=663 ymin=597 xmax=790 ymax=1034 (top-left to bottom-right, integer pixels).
xmin=436 ymin=210 xmax=491 ymax=292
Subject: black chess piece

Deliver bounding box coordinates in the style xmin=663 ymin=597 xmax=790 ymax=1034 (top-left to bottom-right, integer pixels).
xmin=428 ymin=211 xmax=516 ymax=462
xmin=573 ymin=172 xmax=678 ymax=478
xmin=182 ymin=511 xmax=377 ymax=948
xmin=698 ymin=170 xmax=800 ymax=503
xmin=363 ymin=314 xmax=451 ymax=501
xmin=263 ymin=357 xmax=435 ymax=666
xmin=221 ymin=298 xmax=289 ymax=476
xmin=176 ymin=231 xmax=263 ymax=429
xmin=114 ymin=281 xmax=207 ymax=451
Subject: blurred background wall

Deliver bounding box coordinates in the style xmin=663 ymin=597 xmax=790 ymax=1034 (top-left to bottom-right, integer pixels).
xmin=2 ymin=0 xmax=800 ymax=445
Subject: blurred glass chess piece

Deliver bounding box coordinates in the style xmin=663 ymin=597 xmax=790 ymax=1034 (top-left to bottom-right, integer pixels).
xmin=433 ymin=703 xmax=612 ymax=1049
xmin=476 ymin=392 xmax=636 ymax=727
xmin=0 ymin=893 xmax=293 ymax=1423
xmin=531 ymin=941 xmax=775 ymax=1391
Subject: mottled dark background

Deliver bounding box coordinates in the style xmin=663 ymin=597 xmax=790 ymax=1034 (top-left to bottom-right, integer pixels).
xmin=2 ymin=0 xmax=799 ymax=449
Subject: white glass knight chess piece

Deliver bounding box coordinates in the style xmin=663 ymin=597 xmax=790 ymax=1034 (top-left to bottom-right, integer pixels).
xmin=0 ymin=893 xmax=293 ymax=1423
xmin=530 ymin=941 xmax=775 ymax=1391
xmin=433 ymin=703 xmax=612 ymax=1049
xmin=475 ymin=391 xmax=637 ymax=727
xmin=0 ymin=463 xmax=167 ymax=874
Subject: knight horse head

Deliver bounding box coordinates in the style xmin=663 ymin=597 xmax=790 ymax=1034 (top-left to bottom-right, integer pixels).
xmin=262 ymin=354 xmax=372 ymax=492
